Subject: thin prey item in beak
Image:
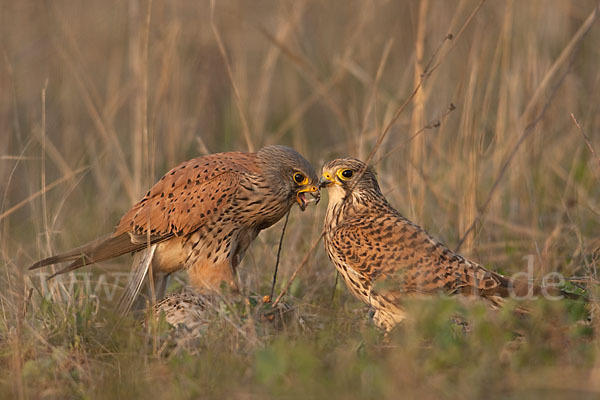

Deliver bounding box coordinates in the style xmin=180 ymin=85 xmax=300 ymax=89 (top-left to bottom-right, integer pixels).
xmin=297 ymin=185 xmax=320 ymax=211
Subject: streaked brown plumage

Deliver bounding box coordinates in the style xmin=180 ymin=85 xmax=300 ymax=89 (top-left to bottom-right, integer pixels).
xmin=29 ymin=145 xmax=319 ymax=312
xmin=319 ymin=158 xmax=512 ymax=332
xmin=150 ymin=288 xmax=294 ymax=353
xmin=150 ymin=289 xmax=211 ymax=352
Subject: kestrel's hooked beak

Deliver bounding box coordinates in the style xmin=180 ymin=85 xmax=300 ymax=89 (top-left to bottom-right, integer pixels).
xmin=297 ymin=184 xmax=320 ymax=211
xmin=318 ymin=172 xmax=340 ymax=188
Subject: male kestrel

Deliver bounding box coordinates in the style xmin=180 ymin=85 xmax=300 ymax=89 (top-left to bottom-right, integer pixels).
xmin=319 ymin=158 xmax=515 ymax=332
xmin=30 ymin=145 xmax=320 ymax=313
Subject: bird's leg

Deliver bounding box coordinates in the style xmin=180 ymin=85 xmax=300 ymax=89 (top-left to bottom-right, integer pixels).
xmin=230 ymin=254 xmax=242 ymax=294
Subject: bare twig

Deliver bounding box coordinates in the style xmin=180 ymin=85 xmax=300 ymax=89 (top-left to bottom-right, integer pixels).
xmin=271 ymin=1 xmax=484 ymax=308
xmin=269 ymin=210 xmax=290 ymax=300
xmin=272 ymin=230 xmax=325 ymax=308
xmin=354 ymin=1 xmax=483 ymax=188
xmin=253 ymin=22 xmax=352 ymax=137
xmin=0 ymin=167 xmax=89 ymax=223
xmin=455 ymin=5 xmax=599 ymax=252
xmin=357 ymin=38 xmax=394 ymax=157
xmin=571 ymin=113 xmax=600 ymax=175
xmin=272 ymin=70 xmax=346 ymax=142
xmin=521 ymin=6 xmax=598 ymax=125
xmin=455 ymin=76 xmax=569 ymax=252
xmin=210 ymin=0 xmax=254 ymax=152
xmin=374 ymin=103 xmax=456 ymax=165
xmin=128 ymin=0 xmax=152 ymax=199
xmin=346 ymin=31 xmax=455 ymax=197
xmin=53 ymin=42 xmax=136 ymax=202
xmin=427 ymin=0 xmax=487 ymax=76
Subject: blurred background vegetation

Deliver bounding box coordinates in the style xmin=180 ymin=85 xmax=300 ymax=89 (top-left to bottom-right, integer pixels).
xmin=1 ymin=0 xmax=599 ymax=398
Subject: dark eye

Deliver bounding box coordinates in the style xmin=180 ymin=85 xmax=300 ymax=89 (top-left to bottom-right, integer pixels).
xmin=341 ymin=169 xmax=353 ymax=179
xmin=294 ymin=173 xmax=306 ymax=184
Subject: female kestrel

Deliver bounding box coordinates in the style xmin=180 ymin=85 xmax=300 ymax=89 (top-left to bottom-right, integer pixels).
xmin=319 ymin=158 xmax=514 ymax=332
xmin=30 ymin=145 xmax=320 ymax=313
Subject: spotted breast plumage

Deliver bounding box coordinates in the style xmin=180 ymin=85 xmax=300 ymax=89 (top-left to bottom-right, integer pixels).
xmin=319 ymin=158 xmax=512 ymax=332
xmin=150 ymin=287 xmax=294 ymax=352
xmin=29 ymin=145 xmax=320 ymax=313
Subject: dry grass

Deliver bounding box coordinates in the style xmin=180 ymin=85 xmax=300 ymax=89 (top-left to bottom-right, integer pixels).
xmin=1 ymin=0 xmax=600 ymax=398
